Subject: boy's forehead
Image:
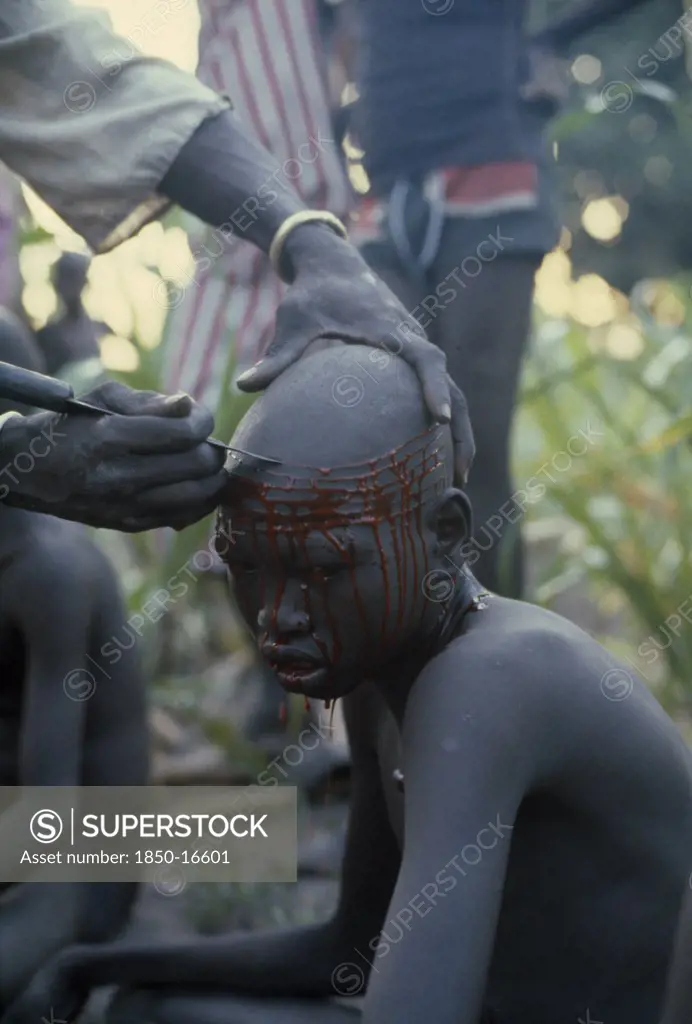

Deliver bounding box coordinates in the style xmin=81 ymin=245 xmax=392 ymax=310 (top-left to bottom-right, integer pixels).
xmin=221 ymin=426 xmax=448 ymax=533
xmin=235 ymin=518 xmax=355 ymax=555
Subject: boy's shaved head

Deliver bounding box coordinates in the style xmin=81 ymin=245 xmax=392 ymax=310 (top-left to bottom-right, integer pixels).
xmin=218 ymin=345 xmax=474 ymax=702
xmin=230 ymin=343 xmax=458 ymax=476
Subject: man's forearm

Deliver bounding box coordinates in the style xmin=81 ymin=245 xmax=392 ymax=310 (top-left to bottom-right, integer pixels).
xmin=0 ymin=1 xmax=346 ymax=274
xmin=158 ymin=110 xmax=303 ymax=256
xmin=158 ymin=110 xmax=346 ymax=280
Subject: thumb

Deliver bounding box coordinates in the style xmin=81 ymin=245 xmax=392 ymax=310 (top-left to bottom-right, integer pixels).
xmin=143 ymin=393 xmax=194 ymax=418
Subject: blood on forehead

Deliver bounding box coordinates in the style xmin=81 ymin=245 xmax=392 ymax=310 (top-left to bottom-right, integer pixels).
xmin=216 ymin=427 xmax=450 ymax=655
xmin=217 ymin=427 xmax=448 ymax=535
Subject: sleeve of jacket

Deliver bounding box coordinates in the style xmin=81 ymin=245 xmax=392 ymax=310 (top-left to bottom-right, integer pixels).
xmin=0 ymin=0 xmax=231 ymax=252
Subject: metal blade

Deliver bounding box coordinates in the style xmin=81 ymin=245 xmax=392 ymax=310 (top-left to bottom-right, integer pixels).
xmin=65 ymin=398 xmax=281 ymax=467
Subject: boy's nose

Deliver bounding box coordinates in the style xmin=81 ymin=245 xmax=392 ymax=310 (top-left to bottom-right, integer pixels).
xmin=258 ymin=596 xmax=311 ymax=636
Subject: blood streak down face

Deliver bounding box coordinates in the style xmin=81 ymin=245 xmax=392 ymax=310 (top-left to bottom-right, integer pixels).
xmin=216 ymin=428 xmax=450 ymax=699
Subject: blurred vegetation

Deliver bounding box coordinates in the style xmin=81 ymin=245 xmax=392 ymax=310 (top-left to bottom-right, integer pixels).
xmin=517 ymin=278 xmax=692 ymax=717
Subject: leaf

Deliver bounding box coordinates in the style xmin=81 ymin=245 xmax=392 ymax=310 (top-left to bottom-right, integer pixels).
xmin=548 ymin=108 xmax=600 ymax=142
xmin=638 ymin=411 xmax=692 ymax=453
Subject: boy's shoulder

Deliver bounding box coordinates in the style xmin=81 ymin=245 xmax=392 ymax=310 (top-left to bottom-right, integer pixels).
xmin=440 ymin=596 xmax=599 ymax=679
xmin=405 ymin=597 xmax=678 ymax=786
xmin=0 ymin=510 xmax=107 ymax=599
xmin=417 ymin=595 xmax=650 ymax=726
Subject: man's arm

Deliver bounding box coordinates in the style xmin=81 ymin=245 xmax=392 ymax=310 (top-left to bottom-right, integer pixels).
xmin=0 ymin=0 xmax=228 ymax=254
xmin=362 ymin=653 xmax=544 ymax=1024
xmin=0 ymin=0 xmax=463 ymax=524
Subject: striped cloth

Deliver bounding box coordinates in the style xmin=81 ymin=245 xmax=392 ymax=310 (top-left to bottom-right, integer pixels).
xmin=161 ymin=0 xmax=353 ymax=413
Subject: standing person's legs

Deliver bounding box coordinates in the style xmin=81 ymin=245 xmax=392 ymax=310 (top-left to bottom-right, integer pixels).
xmin=427 ymin=224 xmax=539 ymax=597
xmin=361 ymin=224 xmax=539 ymax=598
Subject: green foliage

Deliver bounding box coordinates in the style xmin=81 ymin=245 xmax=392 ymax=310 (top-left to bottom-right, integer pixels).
xmin=516 ymin=297 xmax=692 ymax=710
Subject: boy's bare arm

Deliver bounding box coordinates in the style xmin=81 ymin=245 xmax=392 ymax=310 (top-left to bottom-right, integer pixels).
xmin=361 ymin=650 xmax=543 ymax=1024
xmin=0 ymin=691 xmax=399 ymax=1023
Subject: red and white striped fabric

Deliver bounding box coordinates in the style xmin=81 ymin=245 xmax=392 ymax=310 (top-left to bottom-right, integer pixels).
xmin=161 ymin=0 xmax=353 ymax=413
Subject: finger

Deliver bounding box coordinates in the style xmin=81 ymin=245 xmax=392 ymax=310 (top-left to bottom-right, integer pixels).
xmin=84 ymin=381 xmax=195 ymax=418
xmin=97 ymin=445 xmax=226 ymax=491
xmin=97 ymin=404 xmax=217 ymax=454
xmin=448 ymin=376 xmax=475 ymax=487
xmin=390 ymin=335 xmax=451 ymax=423
xmin=135 ymin=393 xmax=195 ymax=418
xmin=112 ymin=476 xmax=228 ymax=532
xmin=132 ymin=470 xmax=229 ymax=516
xmin=118 ymin=508 xmax=216 ymax=533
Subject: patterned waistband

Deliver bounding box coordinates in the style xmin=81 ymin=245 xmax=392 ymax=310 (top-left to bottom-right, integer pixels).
xmin=351 ymin=162 xmax=538 ymax=244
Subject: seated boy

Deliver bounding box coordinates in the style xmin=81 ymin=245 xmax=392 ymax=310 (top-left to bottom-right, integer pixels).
xmin=0 ymin=309 xmax=148 ymax=1015
xmin=4 ymin=343 xmax=692 ymax=1024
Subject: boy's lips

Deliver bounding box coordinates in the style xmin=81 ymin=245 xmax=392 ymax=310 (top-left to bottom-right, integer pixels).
xmin=273 ymin=665 xmax=330 ymax=695
xmin=261 ymin=645 xmax=330 ymax=694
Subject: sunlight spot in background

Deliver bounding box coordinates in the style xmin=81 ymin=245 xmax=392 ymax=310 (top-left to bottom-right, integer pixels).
xmin=100 ymin=333 xmax=141 ymax=372
xmin=20 ymin=0 xmax=200 ymax=343
xmin=634 ymin=280 xmax=687 ymax=328
xmin=571 ymin=54 xmax=602 ymax=85
xmin=349 ymin=164 xmax=371 ymax=194
xmin=603 ymin=323 xmax=645 ymax=360
xmin=651 ymin=289 xmax=686 ymax=327
xmin=536 ymin=254 xmax=626 ymax=334
xmin=534 ymin=249 xmax=573 ymax=318
xmin=571 ymin=274 xmax=617 ymax=327
xmin=341 ymin=82 xmax=359 ymax=105
xmin=582 ymin=196 xmax=628 ymax=243
xmin=343 ymin=134 xmax=364 ymax=161
xmin=72 ymin=0 xmax=199 ymax=71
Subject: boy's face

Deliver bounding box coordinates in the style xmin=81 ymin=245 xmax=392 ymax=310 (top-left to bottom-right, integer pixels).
xmin=217 ymin=431 xmax=448 ymax=700
xmin=220 ymin=514 xmax=437 ymax=700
